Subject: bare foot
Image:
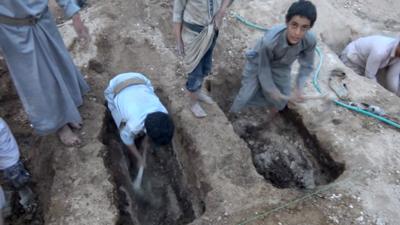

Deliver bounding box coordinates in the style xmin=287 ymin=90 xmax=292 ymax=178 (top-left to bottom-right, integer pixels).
xmin=190 ymin=101 xmax=207 ymax=118
xmin=57 ymin=125 xmax=81 ymax=146
xmin=68 ymin=122 xmax=82 ymax=130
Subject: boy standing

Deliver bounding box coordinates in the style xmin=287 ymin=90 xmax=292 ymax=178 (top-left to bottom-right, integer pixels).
xmin=0 ymin=1 xmax=90 ymax=146
xmin=230 ymin=0 xmax=317 ymax=115
xmin=173 ymin=0 xmax=233 ymax=117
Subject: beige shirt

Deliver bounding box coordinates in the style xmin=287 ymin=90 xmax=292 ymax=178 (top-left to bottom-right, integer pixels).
xmin=341 ymin=35 xmax=400 ymax=79
xmin=173 ymin=0 xmax=221 ymax=26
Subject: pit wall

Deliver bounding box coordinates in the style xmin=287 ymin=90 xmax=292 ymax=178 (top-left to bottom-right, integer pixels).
xmin=44 ymin=101 xmax=118 ymax=225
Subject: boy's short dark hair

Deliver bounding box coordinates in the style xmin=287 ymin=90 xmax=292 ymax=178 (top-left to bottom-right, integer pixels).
xmin=144 ymin=112 xmax=174 ymax=146
xmin=286 ymin=0 xmax=317 ymax=27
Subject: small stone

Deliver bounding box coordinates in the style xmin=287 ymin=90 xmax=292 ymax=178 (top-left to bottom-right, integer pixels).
xmin=284 ymin=149 xmax=289 ymax=155
xmin=356 ymin=216 xmax=364 ymax=222
xmin=330 ymin=193 xmax=342 ymax=200
xmin=217 ymin=216 xmax=222 ymax=221
xmin=349 ymin=204 xmax=353 ymax=209
xmin=329 ymin=216 xmax=339 ymax=224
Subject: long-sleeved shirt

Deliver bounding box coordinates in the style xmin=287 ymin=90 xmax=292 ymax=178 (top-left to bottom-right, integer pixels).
xmin=104 ymin=73 xmax=168 ymax=146
xmin=0 ymin=0 xmax=80 ymax=19
xmin=255 ymin=24 xmax=316 ymax=93
xmin=341 ymin=35 xmax=400 ymax=80
xmin=230 ymin=24 xmax=316 ymax=112
xmin=173 ymin=0 xmax=221 ymax=26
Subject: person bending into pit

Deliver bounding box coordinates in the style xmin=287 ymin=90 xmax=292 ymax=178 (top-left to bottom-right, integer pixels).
xmin=173 ymin=0 xmax=234 ymax=118
xmin=230 ymin=0 xmax=317 ymax=117
xmin=0 ymin=118 xmax=35 ymax=214
xmin=0 ymin=1 xmax=90 ymax=146
xmin=104 ymin=72 xmax=175 ymax=169
xmin=340 ymin=36 xmax=400 ymax=96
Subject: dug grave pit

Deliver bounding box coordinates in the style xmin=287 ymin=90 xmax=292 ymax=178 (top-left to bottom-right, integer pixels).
xmin=101 ymin=109 xmax=205 ymax=225
xmin=206 ymin=67 xmax=345 ymax=189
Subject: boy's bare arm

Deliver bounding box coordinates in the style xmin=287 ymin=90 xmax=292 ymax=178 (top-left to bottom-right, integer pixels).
xmin=214 ymin=0 xmax=234 ymax=30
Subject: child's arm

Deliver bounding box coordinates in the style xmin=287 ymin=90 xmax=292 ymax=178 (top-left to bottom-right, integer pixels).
xmin=258 ymin=37 xmax=284 ymax=99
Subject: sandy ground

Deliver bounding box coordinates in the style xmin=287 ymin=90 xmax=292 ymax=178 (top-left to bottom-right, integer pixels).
xmin=0 ymin=0 xmax=400 ymax=225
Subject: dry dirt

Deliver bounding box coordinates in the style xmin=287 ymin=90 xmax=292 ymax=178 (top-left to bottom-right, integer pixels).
xmin=0 ymin=0 xmax=400 ymax=225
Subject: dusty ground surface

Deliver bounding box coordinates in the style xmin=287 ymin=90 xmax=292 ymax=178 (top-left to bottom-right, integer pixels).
xmin=0 ymin=0 xmax=400 ymax=225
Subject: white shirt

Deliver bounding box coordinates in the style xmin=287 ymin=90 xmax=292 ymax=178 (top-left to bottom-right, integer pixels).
xmin=342 ymin=35 xmax=400 ymax=79
xmin=104 ymin=73 xmax=168 ymax=145
xmin=0 ymin=118 xmax=20 ymax=170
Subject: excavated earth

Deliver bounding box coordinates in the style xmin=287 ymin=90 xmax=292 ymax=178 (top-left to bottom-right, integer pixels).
xmin=0 ymin=0 xmax=399 ymax=224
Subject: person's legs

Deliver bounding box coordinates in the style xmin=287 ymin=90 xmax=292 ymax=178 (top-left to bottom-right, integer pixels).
xmin=202 ymin=32 xmax=219 ymax=76
xmin=2 ymin=161 xmax=35 ymax=211
xmin=230 ymin=52 xmax=265 ymax=113
xmin=192 ymin=32 xmax=220 ymax=105
xmin=0 ymin=12 xmax=86 ymax=146
xmin=186 ymin=62 xmax=208 ymax=117
xmin=186 ymin=55 xmax=210 ymax=117
xmin=0 ymin=119 xmax=35 ymax=211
